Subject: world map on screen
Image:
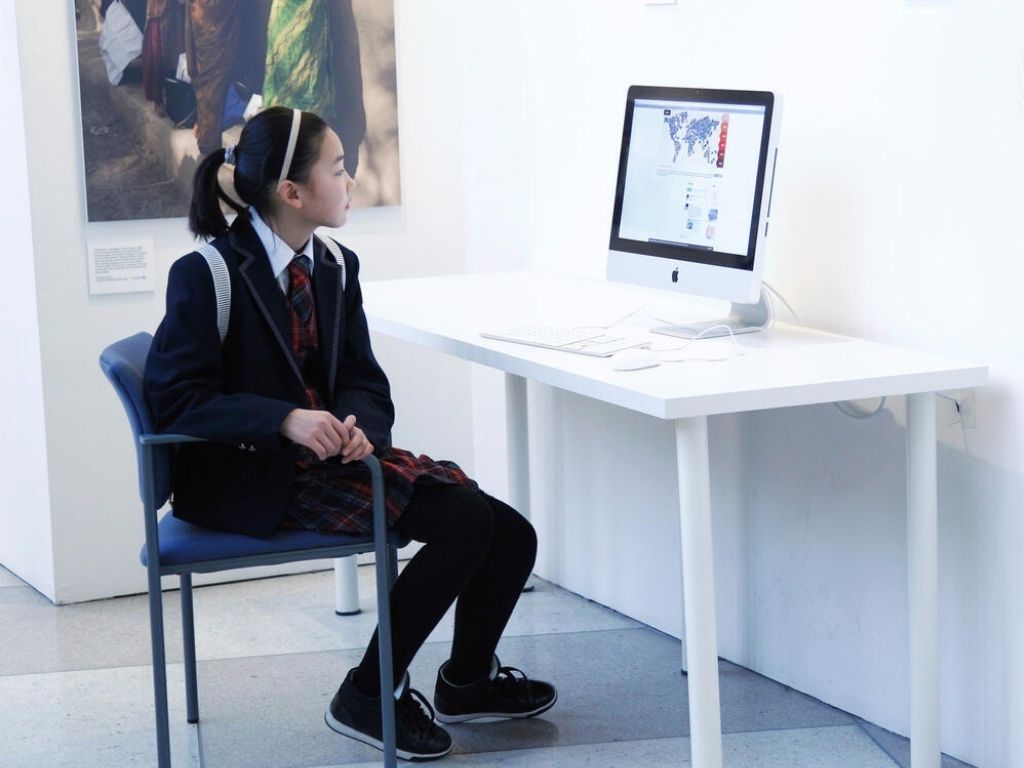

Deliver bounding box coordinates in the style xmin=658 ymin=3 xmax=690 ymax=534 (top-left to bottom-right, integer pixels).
xmin=664 ymin=111 xmax=721 ymax=164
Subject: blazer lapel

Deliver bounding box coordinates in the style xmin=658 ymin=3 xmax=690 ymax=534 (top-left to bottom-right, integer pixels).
xmin=312 ymin=236 xmax=345 ymax=401
xmin=229 ymin=218 xmax=305 ymax=388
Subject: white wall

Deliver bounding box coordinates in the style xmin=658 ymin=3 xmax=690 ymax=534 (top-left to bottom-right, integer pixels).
xmin=6 ymin=0 xmax=1022 ymax=764
xmin=457 ymin=2 xmax=1023 ymax=767
xmin=0 ymin=0 xmax=54 ymax=598
xmin=4 ymin=0 xmax=476 ymax=602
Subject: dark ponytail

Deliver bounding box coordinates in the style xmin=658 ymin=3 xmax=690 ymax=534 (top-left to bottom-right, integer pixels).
xmin=187 ymin=106 xmax=330 ymax=241
xmin=188 ymin=148 xmax=246 ymax=240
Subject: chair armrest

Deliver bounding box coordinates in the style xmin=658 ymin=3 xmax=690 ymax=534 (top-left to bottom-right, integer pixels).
xmin=359 ymin=453 xmax=382 ymax=473
xmin=360 ymin=454 xmax=389 ymax=542
xmin=139 ymin=433 xmax=209 ymax=446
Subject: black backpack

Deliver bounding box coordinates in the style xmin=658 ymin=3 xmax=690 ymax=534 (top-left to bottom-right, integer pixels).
xmin=163 ymin=77 xmax=197 ymax=129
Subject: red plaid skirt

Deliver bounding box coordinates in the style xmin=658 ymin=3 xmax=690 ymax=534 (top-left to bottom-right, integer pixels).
xmin=280 ymin=447 xmax=479 ymax=535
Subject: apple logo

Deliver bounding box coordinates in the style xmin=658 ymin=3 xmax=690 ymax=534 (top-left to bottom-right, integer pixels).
xmin=671 ymin=268 xmax=679 ymax=283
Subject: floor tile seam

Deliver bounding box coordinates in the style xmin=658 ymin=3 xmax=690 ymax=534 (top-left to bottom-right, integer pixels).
xmin=0 ymin=659 xmax=189 ymax=680
xmin=852 ymin=718 xmax=910 ymax=768
xmin=195 ymin=718 xmax=207 ymax=768
xmin=0 ymin=639 xmax=256 ymax=679
xmin=181 ymin=622 xmax=651 ymax=663
xmin=0 ymin=626 xmax=656 ymax=679
xmin=185 ymin=603 xmax=644 ymax=633
xmin=438 ymin=723 xmax=885 ymax=762
xmin=719 ymin=720 xmax=873 ymax=739
xmin=849 ymin=717 xmax=975 ymax=767
xmin=436 ymin=723 xmax=881 ymax=759
xmin=188 ymin=581 xmax=643 ymax=625
xmin=543 ymin=601 xmax=646 ymax=630
xmin=193 ymin=624 xmax=654 ymax=666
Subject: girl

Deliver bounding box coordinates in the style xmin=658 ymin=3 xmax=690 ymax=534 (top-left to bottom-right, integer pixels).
xmin=144 ymin=107 xmax=557 ymax=761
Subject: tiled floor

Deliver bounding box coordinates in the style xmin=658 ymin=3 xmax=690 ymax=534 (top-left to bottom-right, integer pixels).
xmin=0 ymin=563 xmax=975 ymax=768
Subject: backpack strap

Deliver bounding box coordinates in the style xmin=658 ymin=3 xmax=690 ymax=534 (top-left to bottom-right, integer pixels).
xmin=320 ymin=236 xmax=347 ymax=291
xmin=195 ymin=237 xmax=343 ymax=345
xmin=196 ymin=242 xmax=231 ymax=343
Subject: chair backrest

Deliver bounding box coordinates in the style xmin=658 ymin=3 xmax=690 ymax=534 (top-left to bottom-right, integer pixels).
xmin=99 ymin=333 xmax=172 ymax=508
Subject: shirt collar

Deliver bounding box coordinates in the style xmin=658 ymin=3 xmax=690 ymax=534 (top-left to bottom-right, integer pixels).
xmin=248 ymin=208 xmax=315 ymax=281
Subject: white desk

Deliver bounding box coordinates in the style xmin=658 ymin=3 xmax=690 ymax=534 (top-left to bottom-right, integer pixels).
xmin=362 ymin=270 xmax=988 ymax=768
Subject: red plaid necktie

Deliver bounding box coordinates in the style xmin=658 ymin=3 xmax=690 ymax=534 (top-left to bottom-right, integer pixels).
xmin=286 ymin=254 xmax=321 ymax=409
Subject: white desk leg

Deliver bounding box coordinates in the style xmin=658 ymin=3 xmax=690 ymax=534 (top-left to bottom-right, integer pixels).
xmin=907 ymin=393 xmax=940 ymax=768
xmin=676 ymin=416 xmax=723 ymax=768
xmin=334 ymin=556 xmax=360 ymax=615
xmin=505 ymin=373 xmax=534 ymax=592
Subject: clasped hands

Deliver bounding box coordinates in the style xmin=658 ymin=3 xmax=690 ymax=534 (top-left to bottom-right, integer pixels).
xmin=280 ymin=410 xmax=374 ymax=463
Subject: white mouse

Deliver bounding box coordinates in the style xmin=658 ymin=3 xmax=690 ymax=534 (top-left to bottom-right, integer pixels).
xmin=611 ymin=348 xmax=661 ymax=371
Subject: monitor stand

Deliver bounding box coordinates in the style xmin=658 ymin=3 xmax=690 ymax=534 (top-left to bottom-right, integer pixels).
xmin=651 ymin=289 xmax=770 ymax=340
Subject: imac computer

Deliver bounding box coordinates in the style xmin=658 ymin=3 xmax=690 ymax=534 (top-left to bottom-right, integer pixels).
xmin=607 ymin=85 xmax=782 ymax=338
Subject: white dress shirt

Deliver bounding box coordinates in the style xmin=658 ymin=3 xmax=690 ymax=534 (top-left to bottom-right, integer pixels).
xmin=248 ymin=208 xmax=315 ymax=295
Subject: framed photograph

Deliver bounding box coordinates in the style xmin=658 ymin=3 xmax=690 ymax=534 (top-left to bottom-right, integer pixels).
xmin=75 ymin=0 xmax=401 ymax=222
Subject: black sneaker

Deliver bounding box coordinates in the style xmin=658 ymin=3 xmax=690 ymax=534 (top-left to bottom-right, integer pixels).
xmin=325 ymin=668 xmax=453 ymax=761
xmin=433 ymin=656 xmax=558 ymax=724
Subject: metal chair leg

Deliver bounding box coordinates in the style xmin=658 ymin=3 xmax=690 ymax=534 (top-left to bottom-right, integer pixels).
xmin=181 ymin=572 xmax=200 ymax=724
xmin=387 ymin=546 xmax=399 ymax=590
xmin=147 ymin=569 xmax=172 ymax=768
xmin=366 ymin=455 xmax=397 ymax=768
xmin=376 ymin=548 xmax=398 ymax=768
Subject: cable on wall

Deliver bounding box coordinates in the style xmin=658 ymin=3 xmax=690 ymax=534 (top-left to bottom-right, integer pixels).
xmin=762 ymin=281 xmax=888 ymax=421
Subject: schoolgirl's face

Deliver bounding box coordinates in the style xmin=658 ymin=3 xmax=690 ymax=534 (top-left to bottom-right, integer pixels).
xmin=295 ymin=128 xmax=355 ymax=229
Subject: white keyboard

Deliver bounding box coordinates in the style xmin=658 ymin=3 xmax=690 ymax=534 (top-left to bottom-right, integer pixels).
xmin=480 ymin=322 xmax=646 ymax=357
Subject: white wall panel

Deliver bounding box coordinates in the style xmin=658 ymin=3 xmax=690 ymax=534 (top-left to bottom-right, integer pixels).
xmin=458 ymin=2 xmax=1023 ymax=765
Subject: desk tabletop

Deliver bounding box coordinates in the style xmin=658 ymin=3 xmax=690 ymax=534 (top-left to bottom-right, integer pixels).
xmin=363 ymin=270 xmax=988 ymax=420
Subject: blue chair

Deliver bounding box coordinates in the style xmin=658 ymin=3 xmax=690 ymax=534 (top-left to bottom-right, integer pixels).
xmin=100 ymin=333 xmax=405 ymax=768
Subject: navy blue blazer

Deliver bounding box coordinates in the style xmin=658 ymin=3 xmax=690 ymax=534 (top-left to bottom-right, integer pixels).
xmin=144 ymin=213 xmax=395 ymax=537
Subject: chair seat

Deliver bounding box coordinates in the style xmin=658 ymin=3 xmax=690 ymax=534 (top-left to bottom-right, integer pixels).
xmin=142 ymin=512 xmax=410 ymax=568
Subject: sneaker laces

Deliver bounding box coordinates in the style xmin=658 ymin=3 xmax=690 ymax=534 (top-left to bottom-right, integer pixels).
xmin=396 ymin=687 xmax=440 ymax=740
xmin=492 ymin=665 xmax=533 ymax=703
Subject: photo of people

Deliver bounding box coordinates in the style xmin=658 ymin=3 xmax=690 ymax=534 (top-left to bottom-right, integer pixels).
xmin=75 ymin=0 xmax=400 ymax=222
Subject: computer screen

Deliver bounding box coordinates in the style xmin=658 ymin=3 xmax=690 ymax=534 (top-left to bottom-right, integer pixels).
xmin=608 ymin=86 xmax=780 ymax=306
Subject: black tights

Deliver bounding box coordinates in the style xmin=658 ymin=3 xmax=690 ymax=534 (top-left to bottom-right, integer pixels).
xmin=352 ymin=484 xmax=537 ymax=696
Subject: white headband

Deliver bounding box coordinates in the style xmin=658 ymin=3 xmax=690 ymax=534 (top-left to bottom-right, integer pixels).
xmin=277 ymin=108 xmax=302 ymax=187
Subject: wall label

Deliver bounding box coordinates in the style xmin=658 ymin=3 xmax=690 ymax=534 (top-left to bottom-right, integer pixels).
xmin=87 ymin=239 xmax=155 ymax=295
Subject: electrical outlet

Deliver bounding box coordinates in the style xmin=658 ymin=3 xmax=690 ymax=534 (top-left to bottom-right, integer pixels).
xmin=944 ymin=389 xmax=977 ymax=429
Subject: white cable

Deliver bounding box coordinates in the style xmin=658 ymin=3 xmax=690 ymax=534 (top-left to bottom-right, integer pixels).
xmin=834 ymin=399 xmax=887 ymax=419
xmin=764 ymin=285 xmax=777 ymax=331
xmin=570 ymin=305 xmax=646 ymax=332
xmin=762 ymin=282 xmax=887 ymax=420
xmin=935 ymin=392 xmax=972 ymax=454
xmin=763 ymin=280 xmax=801 ymax=325
xmin=633 ymin=309 xmax=742 ymax=354
xmin=571 ymin=305 xmax=738 ymax=354
xmin=670 ymin=323 xmax=741 ymax=349
xmin=659 ymin=324 xmax=743 ymax=362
